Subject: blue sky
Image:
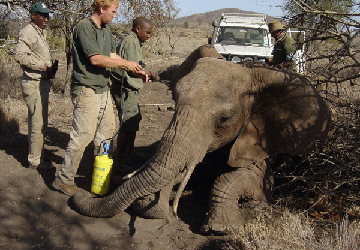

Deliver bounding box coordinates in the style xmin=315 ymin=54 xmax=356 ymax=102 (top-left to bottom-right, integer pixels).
xmin=177 ymin=0 xmax=284 ymax=18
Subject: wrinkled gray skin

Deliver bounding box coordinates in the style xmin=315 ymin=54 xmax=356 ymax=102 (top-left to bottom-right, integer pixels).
xmin=72 ymin=45 xmax=332 ymax=235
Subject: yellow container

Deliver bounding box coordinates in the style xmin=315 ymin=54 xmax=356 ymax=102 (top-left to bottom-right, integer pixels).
xmin=91 ymin=154 xmax=113 ymax=196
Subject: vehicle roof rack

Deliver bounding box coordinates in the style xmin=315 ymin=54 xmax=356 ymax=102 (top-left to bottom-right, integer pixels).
xmin=221 ymin=13 xmax=267 ymax=25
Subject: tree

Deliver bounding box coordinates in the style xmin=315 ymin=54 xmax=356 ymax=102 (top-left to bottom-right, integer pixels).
xmin=0 ymin=0 xmax=180 ymax=94
xmin=276 ymin=0 xmax=360 ymax=220
xmin=196 ymin=17 xmax=202 ymax=27
xmin=116 ymin=0 xmax=179 ymax=28
xmin=281 ymin=0 xmax=360 ymax=85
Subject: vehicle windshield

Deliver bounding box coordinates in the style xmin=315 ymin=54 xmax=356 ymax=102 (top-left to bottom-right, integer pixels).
xmin=216 ymin=27 xmax=269 ymax=47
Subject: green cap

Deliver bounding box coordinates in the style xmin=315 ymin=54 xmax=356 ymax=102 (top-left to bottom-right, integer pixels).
xmin=30 ymin=2 xmax=53 ymax=14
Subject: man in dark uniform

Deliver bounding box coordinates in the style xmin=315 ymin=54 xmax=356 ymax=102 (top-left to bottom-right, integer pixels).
xmin=111 ymin=17 xmax=159 ymax=167
xmin=268 ymin=20 xmax=297 ymax=72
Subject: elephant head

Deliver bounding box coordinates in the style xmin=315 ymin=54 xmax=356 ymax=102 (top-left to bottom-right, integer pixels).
xmin=72 ymin=45 xmax=331 ymax=234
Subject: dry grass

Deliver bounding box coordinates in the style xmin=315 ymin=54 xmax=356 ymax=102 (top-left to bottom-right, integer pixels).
xmin=267 ymin=81 xmax=360 ymax=226
xmin=0 ymin=98 xmax=23 ymax=135
xmin=0 ymin=57 xmax=23 ymax=135
xmin=230 ymin=211 xmax=360 ymax=250
xmin=47 ymin=92 xmax=74 ymax=133
xmin=144 ymin=27 xmax=211 ymax=57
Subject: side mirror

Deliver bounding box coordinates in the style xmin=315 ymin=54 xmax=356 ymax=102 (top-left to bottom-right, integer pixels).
xmin=212 ymin=21 xmax=219 ymax=27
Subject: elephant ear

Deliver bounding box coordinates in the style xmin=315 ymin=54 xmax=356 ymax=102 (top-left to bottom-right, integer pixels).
xmin=227 ymin=116 xmax=269 ymax=168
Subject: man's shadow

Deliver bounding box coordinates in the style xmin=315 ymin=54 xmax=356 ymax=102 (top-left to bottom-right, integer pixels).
xmin=0 ymin=126 xmax=70 ymax=188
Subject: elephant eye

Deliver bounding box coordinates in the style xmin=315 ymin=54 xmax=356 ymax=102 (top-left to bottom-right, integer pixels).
xmin=220 ymin=116 xmax=230 ymax=123
xmin=216 ymin=110 xmax=235 ymax=127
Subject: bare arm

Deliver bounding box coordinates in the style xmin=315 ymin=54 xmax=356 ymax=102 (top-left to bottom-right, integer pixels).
xmin=89 ymin=54 xmax=142 ymax=73
xmin=110 ymin=52 xmax=122 ymax=60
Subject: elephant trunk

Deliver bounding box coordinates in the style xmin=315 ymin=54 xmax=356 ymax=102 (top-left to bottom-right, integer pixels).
xmin=72 ymin=108 xmax=211 ymax=217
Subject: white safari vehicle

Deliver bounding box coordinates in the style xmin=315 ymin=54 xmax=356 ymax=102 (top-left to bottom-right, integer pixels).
xmin=210 ymin=13 xmax=273 ymax=63
xmin=210 ymin=13 xmax=306 ymax=73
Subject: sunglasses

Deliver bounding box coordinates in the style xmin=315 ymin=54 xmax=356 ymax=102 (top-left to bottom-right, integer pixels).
xmin=271 ymin=30 xmax=283 ymax=36
xmin=35 ymin=13 xmax=50 ymax=19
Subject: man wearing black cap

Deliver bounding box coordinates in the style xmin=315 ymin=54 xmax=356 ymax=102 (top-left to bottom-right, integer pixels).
xmin=15 ymin=2 xmax=58 ymax=170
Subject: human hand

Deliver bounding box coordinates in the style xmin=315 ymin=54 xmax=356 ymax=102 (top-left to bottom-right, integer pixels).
xmin=51 ymin=60 xmax=59 ymax=76
xmin=125 ymin=61 xmax=142 ymax=73
xmin=44 ymin=60 xmax=59 ymax=79
xmin=146 ymin=71 xmax=160 ymax=82
xmin=133 ymin=70 xmax=149 ymax=83
xmin=44 ymin=65 xmax=55 ymax=79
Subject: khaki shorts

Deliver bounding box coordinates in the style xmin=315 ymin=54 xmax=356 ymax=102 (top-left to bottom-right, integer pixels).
xmin=111 ymin=85 xmax=142 ymax=131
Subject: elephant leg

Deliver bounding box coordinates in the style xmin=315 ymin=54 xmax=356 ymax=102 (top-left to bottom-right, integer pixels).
xmin=130 ymin=180 xmax=175 ymax=219
xmin=200 ymin=160 xmax=273 ymax=235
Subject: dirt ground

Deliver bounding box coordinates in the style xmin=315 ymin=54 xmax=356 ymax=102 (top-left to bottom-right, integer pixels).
xmin=0 ymin=56 xmax=238 ymax=249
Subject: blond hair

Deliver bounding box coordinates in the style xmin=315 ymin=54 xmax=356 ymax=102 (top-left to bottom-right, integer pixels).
xmin=92 ymin=0 xmax=119 ymax=12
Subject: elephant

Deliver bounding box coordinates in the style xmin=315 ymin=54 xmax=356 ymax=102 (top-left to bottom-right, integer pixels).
xmin=72 ymin=44 xmax=332 ymax=235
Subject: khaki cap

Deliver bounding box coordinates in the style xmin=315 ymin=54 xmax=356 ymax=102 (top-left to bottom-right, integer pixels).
xmin=268 ymin=20 xmax=284 ymax=33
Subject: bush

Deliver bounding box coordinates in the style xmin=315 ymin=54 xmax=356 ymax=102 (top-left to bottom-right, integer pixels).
xmin=0 ymin=56 xmax=23 ymax=135
xmin=0 ymin=57 xmax=22 ymax=100
xmin=0 ymin=100 xmax=20 ymax=135
xmin=47 ymin=30 xmax=66 ymax=52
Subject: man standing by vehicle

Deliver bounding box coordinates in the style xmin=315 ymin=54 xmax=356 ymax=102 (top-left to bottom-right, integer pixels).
xmin=268 ymin=20 xmax=297 ymax=72
xmin=15 ymin=2 xmax=58 ymax=170
xmin=111 ymin=17 xmax=159 ymax=168
xmin=52 ymin=0 xmax=147 ymax=196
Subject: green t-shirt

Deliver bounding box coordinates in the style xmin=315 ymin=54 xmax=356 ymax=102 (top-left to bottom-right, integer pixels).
xmin=272 ymin=32 xmax=296 ymax=66
xmin=72 ymin=17 xmax=116 ymax=94
xmin=111 ymin=31 xmax=144 ymax=90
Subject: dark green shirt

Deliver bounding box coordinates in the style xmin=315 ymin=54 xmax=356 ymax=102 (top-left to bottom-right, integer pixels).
xmin=72 ymin=17 xmax=116 ymax=94
xmin=272 ymin=32 xmax=296 ymax=66
xmin=111 ymin=31 xmax=144 ymax=90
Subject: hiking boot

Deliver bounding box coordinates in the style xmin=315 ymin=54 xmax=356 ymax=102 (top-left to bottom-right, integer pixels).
xmin=29 ymin=161 xmax=54 ymax=171
xmin=52 ymin=178 xmax=80 ymax=196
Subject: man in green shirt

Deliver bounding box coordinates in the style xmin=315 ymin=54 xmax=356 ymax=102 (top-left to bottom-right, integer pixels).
xmin=111 ymin=17 xmax=159 ymax=167
xmin=52 ymin=0 xmax=147 ymax=196
xmin=268 ymin=20 xmax=297 ymax=72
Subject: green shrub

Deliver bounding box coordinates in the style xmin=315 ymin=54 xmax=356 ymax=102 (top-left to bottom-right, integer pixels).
xmin=47 ymin=31 xmax=65 ymax=52
xmin=0 ymin=36 xmax=16 ymax=63
xmin=184 ymin=21 xmax=189 ymax=29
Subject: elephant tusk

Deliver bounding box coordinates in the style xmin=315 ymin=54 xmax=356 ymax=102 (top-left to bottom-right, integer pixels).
xmin=121 ymin=164 xmax=147 ymax=180
xmin=172 ymin=162 xmax=198 ymax=218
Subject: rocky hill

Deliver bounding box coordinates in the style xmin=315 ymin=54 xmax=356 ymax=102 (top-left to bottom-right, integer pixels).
xmin=174 ymin=8 xmax=276 ymax=26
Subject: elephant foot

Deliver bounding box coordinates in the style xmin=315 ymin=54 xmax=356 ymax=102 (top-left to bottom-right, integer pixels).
xmin=130 ymin=181 xmax=173 ymax=219
xmin=200 ymin=202 xmax=244 ymax=235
